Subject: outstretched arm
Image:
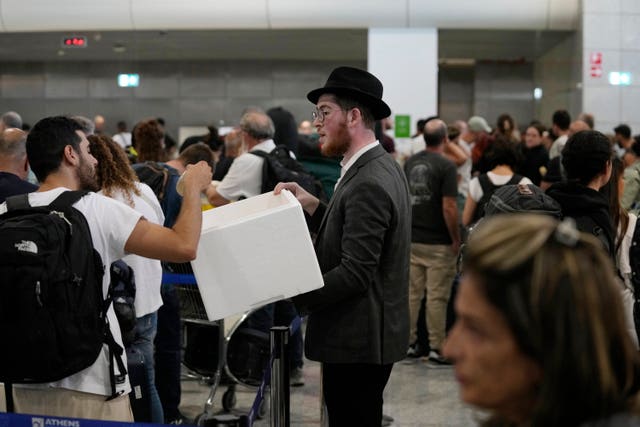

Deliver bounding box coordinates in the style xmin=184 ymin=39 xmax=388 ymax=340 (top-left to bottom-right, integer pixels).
xmin=125 ymin=161 xmax=212 ymax=262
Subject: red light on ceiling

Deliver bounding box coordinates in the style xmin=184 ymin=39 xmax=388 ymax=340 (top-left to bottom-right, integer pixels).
xmin=62 ymin=36 xmax=88 ymax=48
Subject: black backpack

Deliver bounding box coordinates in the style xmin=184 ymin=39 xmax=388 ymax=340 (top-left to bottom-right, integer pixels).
xmin=0 ymin=191 xmax=126 ymax=408
xmin=572 ymin=214 xmax=614 ymax=260
xmin=250 ymin=146 xmax=327 ymax=201
xmin=132 ymin=161 xmax=171 ymax=203
xmin=110 ymin=259 xmax=137 ymax=347
xmin=485 ymin=184 xmax=562 ymax=219
xmin=473 ymin=173 xmax=523 ymax=223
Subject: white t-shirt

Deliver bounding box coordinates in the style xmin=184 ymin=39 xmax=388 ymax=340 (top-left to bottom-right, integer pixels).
xmin=0 ymin=188 xmax=142 ymax=396
xmin=101 ymin=182 xmax=165 ymax=317
xmin=410 ymin=135 xmax=426 ymax=155
xmin=548 ymin=134 xmax=568 ymax=159
xmin=112 ymin=132 xmax=132 ymax=150
xmin=468 ymin=172 xmax=533 ymax=202
xmin=617 ymin=213 xmax=639 ymax=348
xmin=216 ymin=139 xmax=277 ymax=201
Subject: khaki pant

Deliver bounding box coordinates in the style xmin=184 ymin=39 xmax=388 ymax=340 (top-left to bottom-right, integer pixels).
xmin=409 ymin=243 xmax=456 ymax=351
xmin=0 ymin=385 xmax=133 ymax=422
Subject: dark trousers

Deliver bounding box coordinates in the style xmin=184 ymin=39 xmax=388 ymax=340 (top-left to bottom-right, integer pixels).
xmin=322 ymin=362 xmax=393 ymax=427
xmin=154 ymin=282 xmax=182 ymax=422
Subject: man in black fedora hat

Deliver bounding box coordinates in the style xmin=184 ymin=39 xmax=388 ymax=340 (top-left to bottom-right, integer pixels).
xmin=275 ymin=66 xmax=411 ymax=426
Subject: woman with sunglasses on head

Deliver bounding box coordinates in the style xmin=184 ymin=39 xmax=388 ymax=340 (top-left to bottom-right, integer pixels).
xmin=444 ymin=214 xmax=640 ymax=426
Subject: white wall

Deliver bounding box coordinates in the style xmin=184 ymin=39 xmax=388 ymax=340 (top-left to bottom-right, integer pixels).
xmin=368 ymin=28 xmax=438 ymax=159
xmin=582 ymin=0 xmax=640 ymax=134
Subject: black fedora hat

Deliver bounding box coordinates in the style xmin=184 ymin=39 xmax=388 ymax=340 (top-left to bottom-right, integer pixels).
xmin=307 ymin=66 xmax=391 ymax=120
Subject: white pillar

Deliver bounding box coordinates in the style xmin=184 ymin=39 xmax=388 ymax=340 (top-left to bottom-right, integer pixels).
xmin=582 ymin=0 xmax=640 ymax=134
xmin=368 ymin=28 xmax=438 ymax=160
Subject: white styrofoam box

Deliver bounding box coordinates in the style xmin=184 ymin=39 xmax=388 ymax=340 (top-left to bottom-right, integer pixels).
xmin=191 ymin=190 xmax=323 ymax=321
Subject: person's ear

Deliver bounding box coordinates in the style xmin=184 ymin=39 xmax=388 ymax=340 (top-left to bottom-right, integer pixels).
xmin=347 ymin=108 xmax=360 ymax=126
xmin=63 ymin=145 xmax=79 ymax=165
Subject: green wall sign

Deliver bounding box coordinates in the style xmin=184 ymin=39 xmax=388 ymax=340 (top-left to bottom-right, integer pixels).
xmin=395 ymin=115 xmax=411 ymax=138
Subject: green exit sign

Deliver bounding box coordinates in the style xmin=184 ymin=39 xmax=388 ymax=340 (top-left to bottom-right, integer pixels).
xmin=395 ymin=115 xmax=411 ymax=138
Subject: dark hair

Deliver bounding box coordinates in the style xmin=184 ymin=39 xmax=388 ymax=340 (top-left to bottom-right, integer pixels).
xmin=604 ymin=156 xmax=629 ymax=255
xmin=527 ymin=123 xmax=546 ymax=137
xmin=416 ymin=119 xmax=427 ymax=134
xmin=614 ymin=124 xmax=632 ymax=139
xmin=267 ymin=106 xmax=299 ymax=154
xmin=134 ymin=118 xmax=166 ymax=162
xmin=27 ymin=116 xmax=83 ymax=182
xmin=631 ymin=136 xmax=640 ymax=157
xmin=484 ymin=137 xmax=520 ymax=169
xmin=561 ymin=130 xmax=612 ymax=185
xmin=552 ymin=110 xmax=571 ymax=131
xmin=331 ymin=94 xmax=376 ymax=131
xmin=447 ymin=125 xmax=460 ymax=141
xmin=178 ymin=142 xmax=215 ymax=170
xmin=496 ymin=113 xmax=515 ymax=134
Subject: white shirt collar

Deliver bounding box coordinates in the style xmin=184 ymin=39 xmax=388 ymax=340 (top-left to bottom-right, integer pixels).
xmin=335 ymin=140 xmax=379 ymax=188
xmin=250 ymin=139 xmax=276 ymax=152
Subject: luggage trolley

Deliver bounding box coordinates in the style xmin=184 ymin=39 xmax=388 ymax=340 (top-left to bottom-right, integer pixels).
xmin=166 ymin=270 xmax=270 ymax=424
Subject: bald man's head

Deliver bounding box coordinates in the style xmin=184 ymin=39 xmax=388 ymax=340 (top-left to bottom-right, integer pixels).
xmin=569 ymin=120 xmax=590 ymax=137
xmin=0 ymin=128 xmax=29 ymax=178
xmin=239 ymin=111 xmax=275 ymax=141
xmin=424 ymin=119 xmax=448 ymax=147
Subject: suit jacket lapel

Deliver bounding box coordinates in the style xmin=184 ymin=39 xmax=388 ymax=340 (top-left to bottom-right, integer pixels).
xmin=316 ymin=145 xmax=387 ymax=235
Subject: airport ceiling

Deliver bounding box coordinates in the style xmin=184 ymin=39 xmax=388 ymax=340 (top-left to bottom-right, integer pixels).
xmin=0 ymin=29 xmax=573 ymax=63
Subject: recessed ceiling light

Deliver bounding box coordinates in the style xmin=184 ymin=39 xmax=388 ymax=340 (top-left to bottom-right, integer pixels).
xmin=113 ymin=44 xmax=126 ymax=53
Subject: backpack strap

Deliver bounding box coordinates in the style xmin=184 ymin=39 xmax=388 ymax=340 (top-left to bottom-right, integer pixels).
xmin=506 ymin=174 xmax=523 ymax=186
xmin=48 ymin=190 xmax=89 ymax=211
xmin=5 ymin=193 xmax=30 ymax=211
xmin=103 ymin=265 xmax=128 ymax=400
xmin=105 ymin=328 xmax=127 ymax=400
xmin=248 ymin=150 xmax=272 ymax=193
xmin=249 ymin=150 xmax=268 ymax=159
xmin=478 ymin=174 xmax=496 ymax=195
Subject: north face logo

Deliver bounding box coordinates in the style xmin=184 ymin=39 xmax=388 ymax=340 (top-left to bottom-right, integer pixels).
xmin=15 ymin=240 xmax=38 ymax=254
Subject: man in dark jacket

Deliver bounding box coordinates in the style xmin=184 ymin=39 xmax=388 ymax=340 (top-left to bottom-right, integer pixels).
xmin=546 ymin=130 xmax=614 ymax=260
xmin=275 ymin=66 xmax=411 ymax=427
xmin=0 ymin=128 xmax=37 ymax=203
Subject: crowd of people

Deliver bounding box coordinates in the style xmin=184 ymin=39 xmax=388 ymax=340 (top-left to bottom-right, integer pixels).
xmin=1 ymin=65 xmax=640 ymax=427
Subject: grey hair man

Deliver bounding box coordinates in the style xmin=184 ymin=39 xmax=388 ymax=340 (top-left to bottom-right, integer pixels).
xmin=0 ymin=111 xmax=23 ymax=132
xmin=0 ymin=128 xmax=38 ymax=202
xmin=205 ymin=110 xmax=277 ymax=206
xmin=71 ymin=115 xmax=96 ymax=136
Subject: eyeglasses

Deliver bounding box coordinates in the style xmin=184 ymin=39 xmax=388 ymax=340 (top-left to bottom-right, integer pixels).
xmin=312 ymin=107 xmax=332 ymax=123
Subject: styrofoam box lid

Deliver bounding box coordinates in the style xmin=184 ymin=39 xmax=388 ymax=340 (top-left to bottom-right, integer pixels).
xmin=191 ymin=190 xmax=324 ymax=320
